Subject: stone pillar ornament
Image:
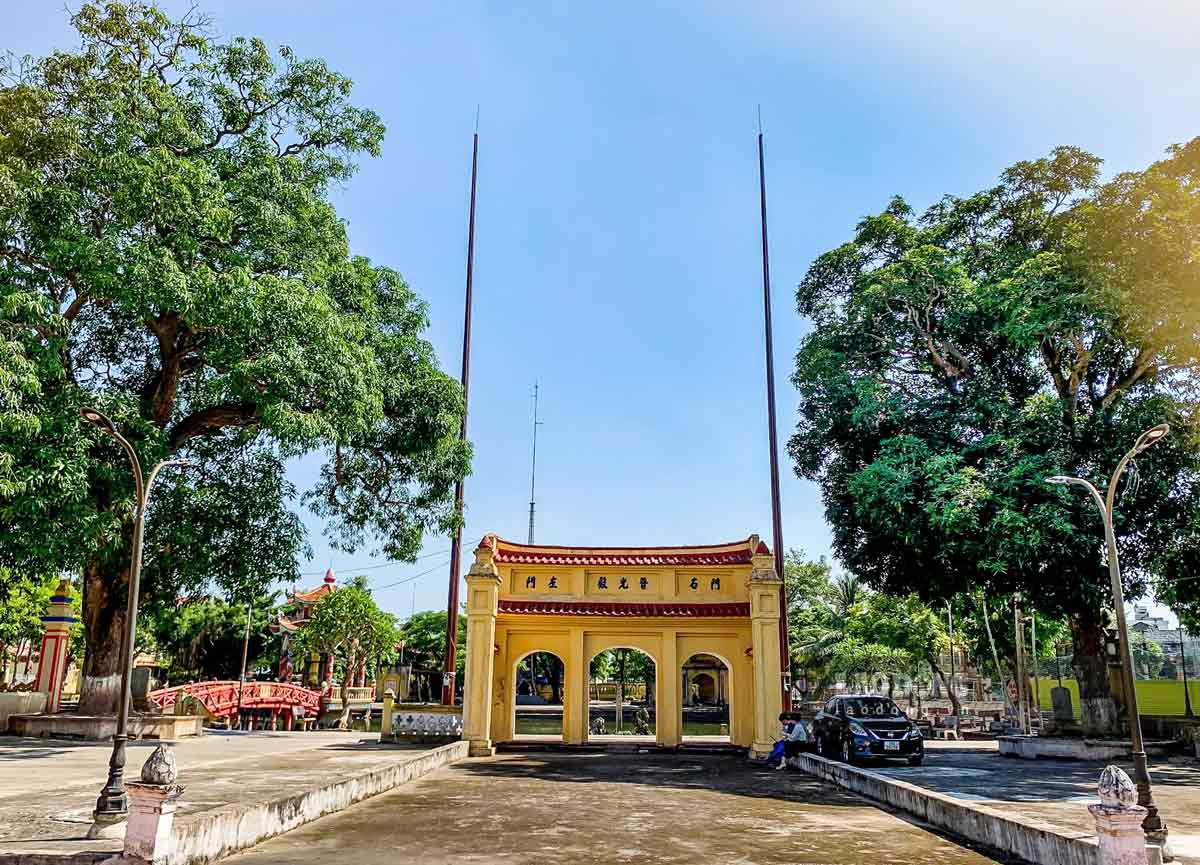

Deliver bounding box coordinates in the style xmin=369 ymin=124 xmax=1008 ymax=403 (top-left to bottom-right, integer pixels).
xmin=35 ymin=578 xmax=78 ymax=714
xmin=1089 ymin=765 xmax=1157 ymax=865
xmin=121 ymin=742 xmax=184 ymax=864
xmin=462 ymin=542 xmax=501 ymax=756
xmin=748 ymin=541 xmax=783 ymax=759
xmin=381 ymin=688 xmax=395 ymax=739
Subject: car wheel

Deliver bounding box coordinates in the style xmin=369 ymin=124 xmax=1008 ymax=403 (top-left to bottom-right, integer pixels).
xmin=840 ymin=736 xmax=853 ymax=765
xmin=907 ymin=755 xmax=924 ymax=767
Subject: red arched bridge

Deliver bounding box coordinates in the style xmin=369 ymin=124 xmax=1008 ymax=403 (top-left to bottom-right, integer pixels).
xmin=149 ymin=680 xmax=323 ymax=729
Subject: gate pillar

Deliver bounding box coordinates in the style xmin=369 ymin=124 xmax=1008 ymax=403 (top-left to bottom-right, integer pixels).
xmin=657 ymin=629 xmax=680 ymax=747
xmin=565 ymin=628 xmax=588 ymax=744
xmin=463 ymin=545 xmax=501 ymax=756
xmin=748 ymin=548 xmax=783 ymax=759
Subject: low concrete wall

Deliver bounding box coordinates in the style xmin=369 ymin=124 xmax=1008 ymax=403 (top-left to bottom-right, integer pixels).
xmin=999 ymin=735 xmax=1176 ymax=761
xmin=790 ymin=752 xmax=1099 ymax=865
xmin=0 ymin=693 xmax=46 ymax=733
xmin=166 ymin=740 xmax=469 ymax=865
xmin=10 ymin=713 xmax=203 ymax=740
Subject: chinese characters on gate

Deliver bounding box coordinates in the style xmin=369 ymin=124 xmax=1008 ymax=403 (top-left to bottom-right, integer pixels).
xmin=521 ymin=575 xmax=723 ymax=592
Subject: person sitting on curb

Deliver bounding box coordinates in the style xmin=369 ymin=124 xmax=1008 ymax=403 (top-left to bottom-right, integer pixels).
xmin=781 ymin=713 xmax=810 ymax=768
xmin=766 ymin=713 xmax=795 ymax=769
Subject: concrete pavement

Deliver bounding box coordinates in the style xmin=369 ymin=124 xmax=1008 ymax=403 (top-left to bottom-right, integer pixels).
xmin=221 ymin=750 xmax=1019 ymax=865
xmin=0 ymin=731 xmax=426 ymax=861
xmin=0 ymin=729 xmax=368 ymax=799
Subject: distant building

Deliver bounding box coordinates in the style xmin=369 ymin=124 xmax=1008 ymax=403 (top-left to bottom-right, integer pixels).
xmin=269 ymin=568 xmax=338 ymax=686
xmin=1130 ymin=605 xmax=1199 ymax=679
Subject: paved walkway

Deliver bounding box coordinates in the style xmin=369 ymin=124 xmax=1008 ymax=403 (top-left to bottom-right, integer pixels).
xmin=0 ymin=729 xmax=367 ymax=799
xmin=876 ymin=741 xmax=1200 ymax=863
xmin=0 ymin=730 xmax=403 ymax=859
xmin=222 ymin=750 xmax=1016 ymax=864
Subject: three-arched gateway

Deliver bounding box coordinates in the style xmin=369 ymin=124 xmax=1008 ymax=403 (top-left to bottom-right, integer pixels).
xmin=461 ymin=533 xmax=784 ymax=758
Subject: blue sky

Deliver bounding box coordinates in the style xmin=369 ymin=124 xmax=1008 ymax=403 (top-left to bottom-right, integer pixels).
xmin=12 ymin=1 xmax=1200 ymax=622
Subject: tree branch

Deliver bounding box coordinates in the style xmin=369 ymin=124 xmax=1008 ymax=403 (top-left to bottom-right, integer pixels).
xmin=167 ymin=402 xmax=259 ymax=449
xmin=1100 ymin=346 xmax=1157 ymax=409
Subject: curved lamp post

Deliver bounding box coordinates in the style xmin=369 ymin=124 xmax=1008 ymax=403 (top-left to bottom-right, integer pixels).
xmin=1045 ymin=422 xmax=1169 ymax=851
xmin=80 ymin=407 xmax=190 ymax=824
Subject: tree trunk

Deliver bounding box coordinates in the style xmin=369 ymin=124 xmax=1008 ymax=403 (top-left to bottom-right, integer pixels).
xmin=79 ymin=553 xmax=131 ymax=716
xmin=337 ymin=652 xmax=353 ymax=730
xmin=886 ymin=673 xmax=895 ymax=698
xmin=1070 ymin=613 xmax=1118 ymax=737
xmin=930 ymin=659 xmax=962 ymax=715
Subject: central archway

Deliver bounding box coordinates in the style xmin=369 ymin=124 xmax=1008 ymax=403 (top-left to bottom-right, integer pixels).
xmin=512 ymin=650 xmax=566 ymax=740
xmin=681 ymin=652 xmax=733 ymax=743
xmin=587 ymin=647 xmax=656 ymax=740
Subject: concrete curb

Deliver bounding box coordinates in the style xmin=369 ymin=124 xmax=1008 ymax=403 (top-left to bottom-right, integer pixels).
xmin=0 ymin=741 xmax=469 ymax=865
xmin=789 ymin=752 xmax=1100 ymax=865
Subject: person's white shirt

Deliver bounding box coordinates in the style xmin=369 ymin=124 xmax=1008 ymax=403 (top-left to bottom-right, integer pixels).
xmin=787 ymin=721 xmax=808 ymax=742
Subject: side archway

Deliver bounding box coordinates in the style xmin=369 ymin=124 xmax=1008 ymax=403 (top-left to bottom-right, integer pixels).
xmin=511 ymin=650 xmax=567 ymax=740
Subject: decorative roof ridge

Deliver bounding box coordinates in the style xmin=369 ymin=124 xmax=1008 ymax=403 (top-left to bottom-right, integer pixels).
xmin=476 ymin=533 xmax=768 ymax=558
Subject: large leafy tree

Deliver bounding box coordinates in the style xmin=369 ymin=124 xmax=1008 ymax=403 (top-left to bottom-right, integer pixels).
xmin=791 ymin=140 xmax=1200 ymax=735
xmin=0 ymin=4 xmax=468 ymax=714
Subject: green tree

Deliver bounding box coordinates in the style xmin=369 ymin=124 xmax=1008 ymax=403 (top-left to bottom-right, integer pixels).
xmin=790 ymin=141 xmax=1200 ymax=735
xmin=0 ymin=572 xmax=59 ymax=679
xmin=292 ymin=580 xmax=398 ymax=728
xmin=0 ymin=4 xmax=469 ymax=714
xmin=857 ymin=592 xmax=958 ymax=712
xmin=397 ymin=609 xmax=466 ymax=677
xmin=794 ymin=572 xmax=908 ymax=696
xmin=143 ymin=592 xmax=280 ymax=683
xmin=784 ymin=549 xmax=834 ymax=672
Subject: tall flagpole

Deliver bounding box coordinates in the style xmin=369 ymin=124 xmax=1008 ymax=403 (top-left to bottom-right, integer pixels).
xmin=527 ymin=381 xmax=542 ymax=544
xmin=757 ymin=112 xmax=791 ymax=710
xmin=441 ymin=121 xmax=479 ymax=706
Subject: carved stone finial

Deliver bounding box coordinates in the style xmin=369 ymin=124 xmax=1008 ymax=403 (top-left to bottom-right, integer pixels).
xmin=140 ymin=741 xmax=178 ymax=786
xmin=1097 ymin=765 xmax=1137 ymax=809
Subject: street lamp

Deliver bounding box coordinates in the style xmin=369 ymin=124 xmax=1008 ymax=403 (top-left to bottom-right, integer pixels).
xmin=80 ymin=407 xmax=190 ymax=829
xmin=1045 ymin=422 xmax=1170 ymax=851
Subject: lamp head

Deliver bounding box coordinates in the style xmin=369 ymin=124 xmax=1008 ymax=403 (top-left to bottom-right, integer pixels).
xmin=1133 ymin=423 xmax=1170 ymax=454
xmin=79 ymin=406 xmax=116 ymax=433
xmin=1045 ymin=476 xmax=1072 ymax=486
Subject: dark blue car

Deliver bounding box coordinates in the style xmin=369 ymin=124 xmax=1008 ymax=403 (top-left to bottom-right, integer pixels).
xmin=811 ymin=694 xmax=924 ymax=766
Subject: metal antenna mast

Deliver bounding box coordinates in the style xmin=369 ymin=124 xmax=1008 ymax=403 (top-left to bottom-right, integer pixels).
xmin=527 ymin=382 xmax=542 ymax=544
xmin=756 ymin=107 xmax=791 ymax=710
xmin=441 ymin=116 xmax=479 ymax=707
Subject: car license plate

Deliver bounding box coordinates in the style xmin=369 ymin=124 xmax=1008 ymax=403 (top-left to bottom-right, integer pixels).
xmin=884 ymin=740 xmax=900 ymax=751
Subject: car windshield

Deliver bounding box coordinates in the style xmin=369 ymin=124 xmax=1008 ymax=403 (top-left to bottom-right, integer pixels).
xmin=843 ymin=697 xmax=902 ymax=718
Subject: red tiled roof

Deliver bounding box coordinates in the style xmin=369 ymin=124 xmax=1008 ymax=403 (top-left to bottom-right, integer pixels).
xmin=291 ymin=583 xmax=334 ymax=603
xmin=291 ymin=568 xmax=337 ymax=603
xmin=498 ymin=600 xmax=751 ymax=618
xmin=477 ymin=534 xmax=765 ymax=567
